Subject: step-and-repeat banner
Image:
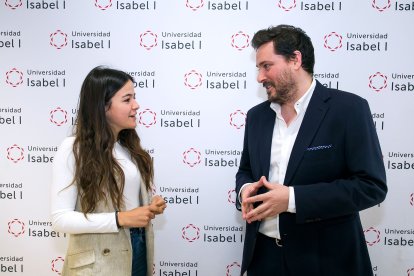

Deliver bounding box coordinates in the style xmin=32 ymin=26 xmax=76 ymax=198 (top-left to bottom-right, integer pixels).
xmin=1 ymin=0 xmax=413 ymax=275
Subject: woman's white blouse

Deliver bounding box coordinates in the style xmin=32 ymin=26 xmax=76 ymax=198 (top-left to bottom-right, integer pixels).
xmin=50 ymin=137 xmax=141 ymax=234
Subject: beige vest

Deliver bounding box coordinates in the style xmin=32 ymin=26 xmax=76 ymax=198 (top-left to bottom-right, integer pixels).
xmin=62 ymin=180 xmax=154 ymax=276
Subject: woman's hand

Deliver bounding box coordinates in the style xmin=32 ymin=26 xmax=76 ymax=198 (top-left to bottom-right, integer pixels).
xmin=117 ymin=206 xmax=155 ymax=228
xmin=117 ymin=196 xmax=166 ymax=228
xmin=149 ymin=195 xmax=167 ymax=215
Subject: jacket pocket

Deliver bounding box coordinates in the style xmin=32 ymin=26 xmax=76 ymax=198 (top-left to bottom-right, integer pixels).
xmin=66 ymin=249 xmax=95 ymax=269
xmin=303 ymin=147 xmax=335 ymax=165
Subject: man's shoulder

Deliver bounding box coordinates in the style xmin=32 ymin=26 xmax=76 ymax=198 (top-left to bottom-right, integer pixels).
xmin=316 ymin=82 xmax=367 ymax=107
xmin=247 ymin=100 xmax=270 ymax=114
xmin=315 ymin=81 xmax=364 ymax=102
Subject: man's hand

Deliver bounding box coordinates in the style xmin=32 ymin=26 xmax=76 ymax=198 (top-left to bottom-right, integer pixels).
xmin=241 ymin=176 xmax=266 ymax=221
xmin=243 ymin=176 xmax=289 ymax=223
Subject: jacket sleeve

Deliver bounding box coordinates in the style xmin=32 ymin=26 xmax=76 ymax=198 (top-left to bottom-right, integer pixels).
xmin=235 ymin=110 xmax=254 ymax=211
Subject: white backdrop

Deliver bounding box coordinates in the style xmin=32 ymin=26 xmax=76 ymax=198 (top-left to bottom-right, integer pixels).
xmin=1 ymin=0 xmax=413 ymax=275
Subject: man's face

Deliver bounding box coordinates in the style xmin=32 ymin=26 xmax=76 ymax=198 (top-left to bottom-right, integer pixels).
xmin=255 ymin=41 xmax=297 ymax=105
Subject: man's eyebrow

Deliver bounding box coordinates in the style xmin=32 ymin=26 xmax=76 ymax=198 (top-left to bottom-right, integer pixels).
xmin=256 ymin=61 xmax=269 ymax=67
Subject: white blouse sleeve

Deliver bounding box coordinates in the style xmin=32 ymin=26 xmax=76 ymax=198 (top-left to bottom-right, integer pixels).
xmin=50 ymin=137 xmax=118 ymax=234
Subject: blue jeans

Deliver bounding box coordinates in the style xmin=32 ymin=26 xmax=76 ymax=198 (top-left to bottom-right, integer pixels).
xmin=130 ymin=228 xmax=147 ymax=276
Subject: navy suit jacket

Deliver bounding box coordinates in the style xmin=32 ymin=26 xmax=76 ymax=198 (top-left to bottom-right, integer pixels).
xmin=236 ymin=81 xmax=387 ymax=276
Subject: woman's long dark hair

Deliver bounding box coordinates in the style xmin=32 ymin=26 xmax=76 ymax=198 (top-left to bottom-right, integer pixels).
xmin=72 ymin=66 xmax=153 ymax=214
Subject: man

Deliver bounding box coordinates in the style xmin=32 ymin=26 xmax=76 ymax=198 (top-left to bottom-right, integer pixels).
xmin=235 ymin=25 xmax=387 ymax=276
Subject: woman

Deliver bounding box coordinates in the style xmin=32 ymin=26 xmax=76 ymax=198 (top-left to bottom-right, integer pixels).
xmin=51 ymin=66 xmax=166 ymax=276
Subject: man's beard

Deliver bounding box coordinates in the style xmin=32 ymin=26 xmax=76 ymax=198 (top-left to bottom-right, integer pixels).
xmin=265 ymin=70 xmax=297 ymax=105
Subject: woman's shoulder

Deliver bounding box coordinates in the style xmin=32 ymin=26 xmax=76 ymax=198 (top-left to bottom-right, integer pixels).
xmin=55 ymin=136 xmax=76 ymax=159
xmin=53 ymin=137 xmax=76 ymax=168
xmin=58 ymin=136 xmax=75 ymax=150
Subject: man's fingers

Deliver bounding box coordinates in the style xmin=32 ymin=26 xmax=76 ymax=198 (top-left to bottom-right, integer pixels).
xmin=245 ymin=205 xmax=268 ymax=222
xmin=255 ymin=177 xmax=266 ymax=189
xmin=241 ymin=203 xmax=253 ymax=219
xmin=262 ymin=178 xmax=277 ymax=190
xmin=243 ymin=194 xmax=263 ymax=204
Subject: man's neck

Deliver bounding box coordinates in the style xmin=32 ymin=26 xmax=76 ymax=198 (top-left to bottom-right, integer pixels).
xmin=280 ymin=73 xmax=313 ymax=125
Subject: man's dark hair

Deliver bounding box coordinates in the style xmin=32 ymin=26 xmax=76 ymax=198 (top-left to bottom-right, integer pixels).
xmin=251 ymin=24 xmax=315 ymax=74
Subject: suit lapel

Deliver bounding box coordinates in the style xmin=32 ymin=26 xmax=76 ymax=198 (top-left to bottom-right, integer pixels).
xmin=259 ymin=102 xmax=276 ymax=179
xmin=284 ymin=81 xmax=331 ymax=185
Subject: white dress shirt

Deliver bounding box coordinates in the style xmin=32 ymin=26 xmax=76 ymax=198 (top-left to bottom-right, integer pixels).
xmin=50 ymin=136 xmax=141 ymax=234
xmin=242 ymin=79 xmax=316 ymax=239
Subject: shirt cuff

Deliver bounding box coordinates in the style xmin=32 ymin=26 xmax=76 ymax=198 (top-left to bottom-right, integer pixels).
xmin=287 ymin=186 xmax=296 ymax=213
xmin=238 ymin=183 xmax=252 ymax=204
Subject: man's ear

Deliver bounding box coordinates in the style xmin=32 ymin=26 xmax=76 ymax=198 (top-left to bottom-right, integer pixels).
xmin=291 ymin=50 xmax=302 ymax=70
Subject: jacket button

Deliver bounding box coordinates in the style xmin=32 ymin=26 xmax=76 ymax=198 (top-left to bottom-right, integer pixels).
xmin=102 ymin=248 xmax=110 ymax=256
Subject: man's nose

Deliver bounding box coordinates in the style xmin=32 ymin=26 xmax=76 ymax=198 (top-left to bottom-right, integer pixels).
xmin=257 ymin=70 xmax=265 ymax=83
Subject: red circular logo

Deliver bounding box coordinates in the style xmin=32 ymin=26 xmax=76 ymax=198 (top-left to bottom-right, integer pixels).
xmin=140 ymin=30 xmax=158 ymax=50
xmin=8 ymin=219 xmax=25 ymax=237
xmin=181 ymin=224 xmax=200 ymax=242
xmin=229 ymin=110 xmax=246 ymax=129
xmin=364 ymin=227 xmax=381 ymax=246
xmin=323 ymin=32 xmax=343 ymax=52
xmin=6 ymin=68 xmax=24 ymax=87
xmin=138 ymin=108 xmax=157 ymax=128
xmin=231 ymin=31 xmax=250 ymax=51
xmin=182 ymin=148 xmax=201 ymax=167
xmin=7 ymin=144 xmax=25 ymax=163
xmin=51 ymin=257 xmax=64 ymax=275
xmin=372 ymin=0 xmax=391 ymax=12
xmin=186 ymin=0 xmax=204 ymax=11
xmin=151 ymin=184 xmax=157 ymax=196
xmin=227 ymin=189 xmax=236 ymax=204
xmin=184 ymin=70 xmax=203 ymax=90
xmin=277 ymin=0 xmax=297 ymax=11
xmin=50 ymin=30 xmax=68 ymax=49
xmin=369 ymin=72 xmax=388 ymax=92
xmin=5 ymin=0 xmax=22 ymax=9
xmin=50 ymin=107 xmax=68 ymax=126
xmin=95 ymin=0 xmax=112 ymax=10
xmin=226 ymin=262 xmax=241 ymax=276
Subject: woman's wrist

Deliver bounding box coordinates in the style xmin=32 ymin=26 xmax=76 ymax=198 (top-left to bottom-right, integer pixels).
xmin=115 ymin=210 xmax=122 ymax=228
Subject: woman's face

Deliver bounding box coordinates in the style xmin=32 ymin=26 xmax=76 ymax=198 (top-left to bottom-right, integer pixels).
xmin=105 ymin=80 xmax=139 ymax=136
